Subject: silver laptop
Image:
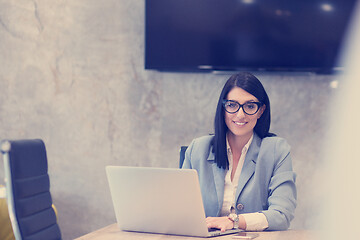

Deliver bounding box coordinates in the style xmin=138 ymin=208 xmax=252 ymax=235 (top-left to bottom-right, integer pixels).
xmin=105 ymin=166 xmax=241 ymax=237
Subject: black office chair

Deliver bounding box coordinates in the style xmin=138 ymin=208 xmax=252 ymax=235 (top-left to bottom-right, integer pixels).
xmin=1 ymin=139 xmax=62 ymax=240
xmin=179 ymin=146 xmax=188 ymax=168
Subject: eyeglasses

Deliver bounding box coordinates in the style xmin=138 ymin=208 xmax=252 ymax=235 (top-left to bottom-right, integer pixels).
xmin=222 ymin=100 xmax=263 ymax=115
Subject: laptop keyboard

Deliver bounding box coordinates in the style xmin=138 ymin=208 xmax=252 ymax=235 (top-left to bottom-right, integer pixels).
xmin=208 ymin=228 xmax=220 ymax=232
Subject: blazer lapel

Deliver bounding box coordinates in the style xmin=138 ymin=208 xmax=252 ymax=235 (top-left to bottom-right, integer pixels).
xmin=207 ymin=148 xmax=226 ymax=215
xmin=235 ymin=134 xmax=261 ymax=201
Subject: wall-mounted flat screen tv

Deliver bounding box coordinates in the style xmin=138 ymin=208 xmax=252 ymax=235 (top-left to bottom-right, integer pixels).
xmin=145 ymin=0 xmax=356 ymax=74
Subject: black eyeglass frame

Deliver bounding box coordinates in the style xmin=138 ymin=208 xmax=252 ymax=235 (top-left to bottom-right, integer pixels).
xmin=222 ymin=100 xmax=263 ymax=115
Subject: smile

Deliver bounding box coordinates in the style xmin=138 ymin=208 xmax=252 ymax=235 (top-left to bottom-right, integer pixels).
xmin=233 ymin=121 xmax=247 ymax=126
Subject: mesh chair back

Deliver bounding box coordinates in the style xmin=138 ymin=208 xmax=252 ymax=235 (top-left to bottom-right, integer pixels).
xmin=1 ymin=139 xmax=62 ymax=240
xmin=179 ymin=146 xmax=188 ymax=168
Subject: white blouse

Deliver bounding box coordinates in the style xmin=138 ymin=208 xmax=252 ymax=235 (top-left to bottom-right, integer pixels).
xmin=220 ymin=134 xmax=269 ymax=231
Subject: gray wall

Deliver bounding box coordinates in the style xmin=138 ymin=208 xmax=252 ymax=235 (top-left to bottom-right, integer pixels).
xmin=0 ymin=1 xmax=339 ymax=239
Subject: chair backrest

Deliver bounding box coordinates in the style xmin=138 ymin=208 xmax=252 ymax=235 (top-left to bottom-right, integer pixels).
xmin=1 ymin=139 xmax=62 ymax=240
xmin=179 ymin=146 xmax=188 ymax=168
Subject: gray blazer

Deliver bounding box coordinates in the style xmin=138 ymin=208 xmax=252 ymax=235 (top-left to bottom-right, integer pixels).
xmin=182 ymin=134 xmax=296 ymax=231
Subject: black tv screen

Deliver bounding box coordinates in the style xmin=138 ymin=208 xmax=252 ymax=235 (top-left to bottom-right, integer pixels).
xmin=145 ymin=0 xmax=356 ymax=73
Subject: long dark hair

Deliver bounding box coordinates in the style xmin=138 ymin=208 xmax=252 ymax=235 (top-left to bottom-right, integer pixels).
xmin=211 ymin=72 xmax=274 ymax=169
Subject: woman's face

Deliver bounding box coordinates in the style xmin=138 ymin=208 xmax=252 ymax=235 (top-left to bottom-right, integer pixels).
xmin=224 ymin=87 xmax=265 ymax=140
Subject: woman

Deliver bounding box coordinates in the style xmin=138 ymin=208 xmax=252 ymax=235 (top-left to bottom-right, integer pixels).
xmin=182 ymin=72 xmax=296 ymax=231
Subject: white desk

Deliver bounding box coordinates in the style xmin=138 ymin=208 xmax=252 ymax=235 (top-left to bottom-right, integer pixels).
xmin=75 ymin=224 xmax=318 ymax=240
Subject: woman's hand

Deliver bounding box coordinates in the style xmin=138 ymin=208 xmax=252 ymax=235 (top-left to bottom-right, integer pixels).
xmin=206 ymin=215 xmax=247 ymax=232
xmin=205 ymin=217 xmax=234 ymax=232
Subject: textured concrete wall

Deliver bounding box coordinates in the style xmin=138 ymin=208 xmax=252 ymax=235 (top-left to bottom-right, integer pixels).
xmin=0 ymin=1 xmax=341 ymax=239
